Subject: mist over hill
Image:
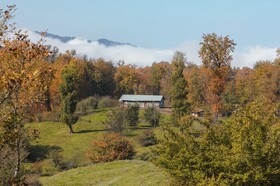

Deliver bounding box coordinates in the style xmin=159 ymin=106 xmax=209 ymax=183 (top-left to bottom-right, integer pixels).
xmin=35 ymin=31 xmax=134 ymax=47
xmin=30 ymin=31 xmax=277 ymax=68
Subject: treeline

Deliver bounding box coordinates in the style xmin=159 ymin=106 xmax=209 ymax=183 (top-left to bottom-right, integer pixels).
xmin=41 ymin=42 xmax=280 ymax=121
xmin=38 ymin=50 xmax=172 ymax=112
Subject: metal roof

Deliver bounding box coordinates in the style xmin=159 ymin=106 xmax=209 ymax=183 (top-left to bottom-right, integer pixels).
xmin=119 ymin=94 xmax=163 ymax=102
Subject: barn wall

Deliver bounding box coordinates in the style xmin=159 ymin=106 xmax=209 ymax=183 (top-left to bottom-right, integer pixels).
xmin=121 ymin=101 xmax=162 ymax=108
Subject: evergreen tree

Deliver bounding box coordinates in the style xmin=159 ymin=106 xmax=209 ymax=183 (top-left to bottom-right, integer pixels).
xmin=170 ymin=51 xmax=190 ymax=124
xmin=59 ymin=62 xmax=79 ymax=133
xmin=125 ymin=105 xmax=139 ymax=127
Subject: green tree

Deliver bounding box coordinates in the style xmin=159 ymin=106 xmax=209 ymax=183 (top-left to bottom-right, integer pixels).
xmin=186 ymin=65 xmax=205 ymax=109
xmin=155 ymin=102 xmax=280 ymax=185
xmin=170 ymin=51 xmax=190 ymax=124
xmin=144 ymin=107 xmax=160 ymax=127
xmin=226 ymin=101 xmax=280 ymax=185
xmin=59 ymin=62 xmax=79 ymax=133
xmin=125 ymin=105 xmax=140 ymax=127
xmin=103 ymin=107 xmax=126 ymax=134
xmin=92 ymin=58 xmax=115 ymax=96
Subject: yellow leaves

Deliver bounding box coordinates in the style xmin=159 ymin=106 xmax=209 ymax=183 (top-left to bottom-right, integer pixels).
xmin=0 ymin=29 xmax=53 ymax=123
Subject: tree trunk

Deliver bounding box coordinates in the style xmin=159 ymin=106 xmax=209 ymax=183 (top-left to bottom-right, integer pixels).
xmin=13 ymin=139 xmax=21 ymax=185
xmin=69 ymin=124 xmax=74 ymax=134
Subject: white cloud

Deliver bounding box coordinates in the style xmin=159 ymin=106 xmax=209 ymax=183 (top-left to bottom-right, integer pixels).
xmin=25 ymin=30 xmax=277 ymax=68
xmin=175 ymin=41 xmax=201 ymax=64
xmin=26 ymin=30 xmax=175 ymax=67
xmin=233 ymin=46 xmax=277 ymax=68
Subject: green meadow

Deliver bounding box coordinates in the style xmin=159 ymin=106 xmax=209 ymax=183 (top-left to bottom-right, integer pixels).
xmin=25 ymin=108 xmax=170 ymax=185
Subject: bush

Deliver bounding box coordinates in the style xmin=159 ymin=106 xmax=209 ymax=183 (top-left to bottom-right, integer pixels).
xmin=75 ymin=96 xmax=99 ymax=115
xmin=103 ymin=107 xmax=125 ymax=134
xmin=36 ymin=110 xmax=61 ymax=122
xmin=144 ymin=107 xmax=160 ymax=127
xmin=138 ymin=130 xmax=158 ymax=147
xmin=25 ymin=174 xmax=42 ymax=186
xmin=98 ymin=96 xmax=118 ymax=108
xmin=125 ymin=105 xmax=139 ymax=127
xmin=86 ymin=133 xmax=135 ymax=163
xmin=47 ymin=149 xmax=63 ymax=170
xmin=135 ymin=149 xmax=155 ymax=161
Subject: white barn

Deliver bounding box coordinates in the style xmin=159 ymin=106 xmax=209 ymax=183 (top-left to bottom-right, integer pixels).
xmin=119 ymin=94 xmax=164 ymax=108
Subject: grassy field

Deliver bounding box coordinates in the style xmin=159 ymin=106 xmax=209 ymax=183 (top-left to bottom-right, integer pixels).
xmin=26 ymin=108 xmax=109 ymax=166
xmin=39 ymin=160 xmax=170 ymax=186
xmin=25 ymin=108 xmax=171 ymax=184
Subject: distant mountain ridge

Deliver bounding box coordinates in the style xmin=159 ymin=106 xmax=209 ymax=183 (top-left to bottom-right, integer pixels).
xmin=35 ymin=31 xmax=134 ymax=47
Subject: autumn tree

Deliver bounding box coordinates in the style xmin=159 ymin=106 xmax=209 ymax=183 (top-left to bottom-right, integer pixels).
xmin=234 ymin=67 xmax=255 ymax=105
xmin=199 ymin=33 xmax=236 ymax=118
xmin=170 ymin=51 xmax=190 ymax=124
xmin=114 ymin=64 xmax=139 ymax=97
xmin=0 ymin=5 xmax=53 ymax=184
xmin=86 ymin=133 xmax=135 ymax=163
xmin=254 ymin=61 xmax=279 ymax=104
xmin=135 ymin=62 xmax=172 ymax=96
xmin=151 ymin=62 xmax=172 ymax=97
xmin=150 ymin=63 xmax=162 ymax=94
xmin=185 ymin=64 xmax=205 ymax=110
xmin=92 ymin=58 xmax=115 ymax=96
xmin=136 ymin=66 xmax=153 ymax=95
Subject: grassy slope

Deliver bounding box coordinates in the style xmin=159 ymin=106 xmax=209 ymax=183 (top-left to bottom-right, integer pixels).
xmin=26 ymin=108 xmax=109 ymax=165
xmin=25 ymin=108 xmax=171 ymax=184
xmin=39 ymin=160 xmax=170 ymax=186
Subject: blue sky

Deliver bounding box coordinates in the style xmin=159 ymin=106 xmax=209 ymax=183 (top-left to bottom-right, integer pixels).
xmin=1 ymin=0 xmax=280 ymax=67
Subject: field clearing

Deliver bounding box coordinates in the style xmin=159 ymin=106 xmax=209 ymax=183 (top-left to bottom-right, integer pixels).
xmin=39 ymin=160 xmax=170 ymax=186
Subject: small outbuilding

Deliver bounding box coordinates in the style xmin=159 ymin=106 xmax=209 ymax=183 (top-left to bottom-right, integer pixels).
xmin=191 ymin=109 xmax=204 ymax=117
xmin=119 ymin=94 xmax=164 ymax=108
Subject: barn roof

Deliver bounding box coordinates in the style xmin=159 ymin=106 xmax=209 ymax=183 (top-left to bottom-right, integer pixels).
xmin=119 ymin=94 xmax=164 ymax=102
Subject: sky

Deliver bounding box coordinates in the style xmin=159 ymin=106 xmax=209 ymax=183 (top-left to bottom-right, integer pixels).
xmin=1 ymin=0 xmax=280 ymax=67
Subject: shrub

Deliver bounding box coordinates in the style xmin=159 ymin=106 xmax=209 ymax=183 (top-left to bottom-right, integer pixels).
xmin=103 ymin=107 xmax=125 ymax=134
xmin=25 ymin=174 xmax=42 ymax=186
xmin=47 ymin=149 xmax=63 ymax=170
xmin=125 ymin=105 xmax=139 ymax=127
xmin=144 ymin=107 xmax=160 ymax=127
xmin=75 ymin=96 xmax=99 ymax=115
xmin=135 ymin=149 xmax=155 ymax=161
xmin=138 ymin=130 xmax=158 ymax=147
xmin=86 ymin=133 xmax=135 ymax=163
xmin=36 ymin=110 xmax=61 ymax=122
xmin=98 ymin=96 xmax=118 ymax=108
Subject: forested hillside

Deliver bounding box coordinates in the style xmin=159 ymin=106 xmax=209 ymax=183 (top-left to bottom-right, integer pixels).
xmin=0 ymin=4 xmax=279 ymax=186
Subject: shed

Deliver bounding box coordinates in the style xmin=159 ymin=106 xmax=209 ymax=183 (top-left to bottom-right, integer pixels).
xmin=191 ymin=109 xmax=204 ymax=117
xmin=119 ymin=94 xmax=164 ymax=108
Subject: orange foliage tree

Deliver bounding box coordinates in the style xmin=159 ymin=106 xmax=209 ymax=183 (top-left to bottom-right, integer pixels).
xmin=114 ymin=64 xmax=139 ymax=97
xmin=86 ymin=133 xmax=135 ymax=163
xmin=0 ymin=5 xmax=53 ymax=184
xmin=199 ymin=33 xmax=236 ymax=118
